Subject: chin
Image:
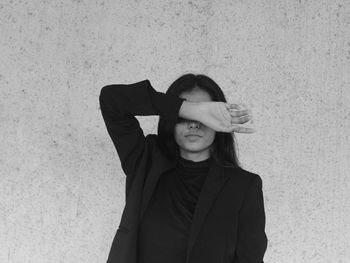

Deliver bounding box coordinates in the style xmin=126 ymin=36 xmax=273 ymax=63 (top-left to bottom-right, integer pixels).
xmin=182 ymin=144 xmax=209 ymax=153
xmin=184 ymin=148 xmax=204 ymax=153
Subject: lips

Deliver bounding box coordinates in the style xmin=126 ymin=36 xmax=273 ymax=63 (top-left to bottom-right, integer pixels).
xmin=185 ymin=134 xmax=202 ymax=137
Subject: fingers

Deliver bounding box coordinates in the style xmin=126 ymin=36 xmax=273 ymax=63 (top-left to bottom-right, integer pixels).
xmin=225 ymin=103 xmax=240 ymax=110
xmin=230 ymin=114 xmax=252 ymax=124
xmin=226 ymin=103 xmax=247 ymax=110
xmin=222 ymin=124 xmax=256 ymax=133
xmin=224 ymin=102 xmax=255 ymax=133
xmin=230 ymin=125 xmax=256 ymax=134
xmin=227 ymin=103 xmax=252 ymax=117
xmin=229 ymin=109 xmax=251 ymax=117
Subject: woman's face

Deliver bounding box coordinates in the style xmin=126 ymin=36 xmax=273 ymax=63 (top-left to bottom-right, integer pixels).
xmin=174 ymin=87 xmax=216 ymax=161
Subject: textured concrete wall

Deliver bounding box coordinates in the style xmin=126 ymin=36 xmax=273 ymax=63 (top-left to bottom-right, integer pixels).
xmin=1 ymin=0 xmax=349 ymax=262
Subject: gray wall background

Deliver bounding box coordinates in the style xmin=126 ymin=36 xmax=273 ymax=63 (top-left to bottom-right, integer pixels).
xmin=1 ymin=0 xmax=349 ymax=262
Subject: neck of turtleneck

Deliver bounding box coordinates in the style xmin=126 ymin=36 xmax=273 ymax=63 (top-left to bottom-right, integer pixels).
xmin=177 ymin=155 xmax=212 ymax=174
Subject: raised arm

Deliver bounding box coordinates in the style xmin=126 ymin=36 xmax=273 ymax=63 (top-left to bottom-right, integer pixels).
xmin=179 ymin=99 xmax=254 ymax=134
xmin=99 ymin=80 xmax=185 ymax=187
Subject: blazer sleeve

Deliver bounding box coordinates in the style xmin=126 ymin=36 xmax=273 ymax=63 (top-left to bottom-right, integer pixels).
xmin=99 ymin=79 xmax=186 ymax=179
xmin=233 ymin=175 xmax=268 ymax=263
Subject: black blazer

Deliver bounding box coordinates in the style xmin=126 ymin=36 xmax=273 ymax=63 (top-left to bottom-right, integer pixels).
xmin=99 ymin=80 xmax=268 ymax=263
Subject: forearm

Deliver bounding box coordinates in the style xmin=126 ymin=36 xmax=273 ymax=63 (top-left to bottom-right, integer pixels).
xmin=178 ymin=100 xmax=204 ymax=122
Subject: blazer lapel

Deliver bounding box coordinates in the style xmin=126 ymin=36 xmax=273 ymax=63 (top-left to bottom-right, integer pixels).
xmin=185 ymin=162 xmax=229 ymax=263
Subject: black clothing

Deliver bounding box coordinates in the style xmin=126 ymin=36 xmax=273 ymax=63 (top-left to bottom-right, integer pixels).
xmin=99 ymin=79 xmax=268 ymax=263
xmin=138 ymin=156 xmax=212 ymax=263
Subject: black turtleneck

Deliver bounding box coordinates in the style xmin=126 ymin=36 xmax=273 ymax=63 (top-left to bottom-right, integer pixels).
xmin=138 ymin=156 xmax=212 ymax=263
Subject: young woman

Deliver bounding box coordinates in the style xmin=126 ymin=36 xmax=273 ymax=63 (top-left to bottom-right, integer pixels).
xmin=99 ymin=73 xmax=267 ymax=263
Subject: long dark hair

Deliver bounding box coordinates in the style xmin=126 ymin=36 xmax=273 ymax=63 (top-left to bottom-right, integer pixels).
xmin=157 ymin=73 xmax=240 ymax=168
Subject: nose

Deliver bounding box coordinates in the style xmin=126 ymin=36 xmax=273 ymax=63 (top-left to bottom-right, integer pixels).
xmin=187 ymin=120 xmax=201 ymax=129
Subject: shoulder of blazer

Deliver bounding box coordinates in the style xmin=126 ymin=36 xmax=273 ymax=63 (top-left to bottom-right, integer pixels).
xmin=143 ymin=133 xmax=166 ymax=160
xmin=224 ymin=167 xmax=264 ymax=210
xmin=142 ymin=134 xmax=177 ymax=173
xmin=144 ymin=133 xmax=159 ymax=153
xmin=225 ymin=166 xmax=263 ymax=191
xmin=145 ymin=133 xmax=173 ymax=157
